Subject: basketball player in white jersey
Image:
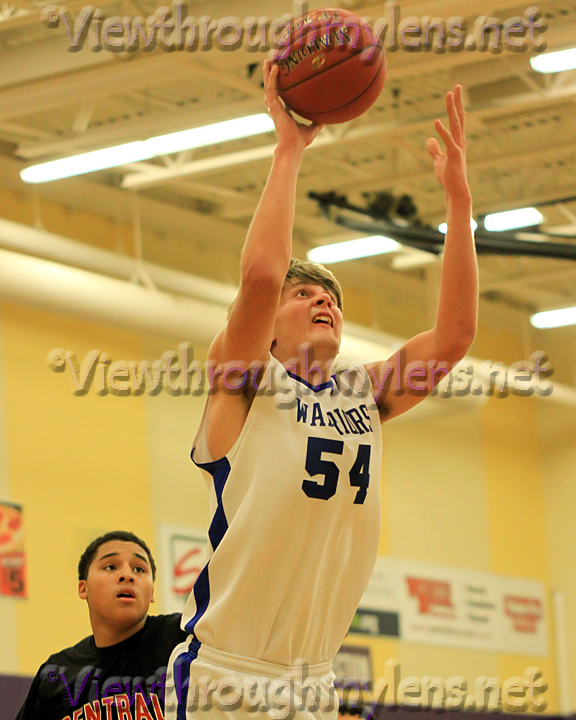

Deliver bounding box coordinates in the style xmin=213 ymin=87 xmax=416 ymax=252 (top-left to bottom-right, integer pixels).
xmin=165 ymin=61 xmax=478 ymax=720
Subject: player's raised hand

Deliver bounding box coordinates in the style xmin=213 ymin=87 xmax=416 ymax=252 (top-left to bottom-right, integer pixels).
xmin=426 ymin=85 xmax=471 ymax=201
xmin=263 ymin=59 xmax=323 ymax=153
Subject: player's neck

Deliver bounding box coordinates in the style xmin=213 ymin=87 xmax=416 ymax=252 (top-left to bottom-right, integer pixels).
xmin=273 ymin=342 xmax=337 ymax=385
xmin=277 ymin=357 xmax=335 ymax=386
xmin=90 ymin=615 xmax=147 ymax=648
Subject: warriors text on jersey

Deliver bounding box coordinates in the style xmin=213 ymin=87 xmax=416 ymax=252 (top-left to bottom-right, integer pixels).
xmin=182 ymin=355 xmax=382 ymax=665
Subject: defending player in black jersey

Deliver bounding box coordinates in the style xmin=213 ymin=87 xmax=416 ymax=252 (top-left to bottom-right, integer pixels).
xmin=16 ymin=530 xmax=187 ymax=720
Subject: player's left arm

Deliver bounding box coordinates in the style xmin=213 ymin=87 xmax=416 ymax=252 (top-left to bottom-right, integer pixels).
xmin=365 ymin=85 xmax=478 ymax=422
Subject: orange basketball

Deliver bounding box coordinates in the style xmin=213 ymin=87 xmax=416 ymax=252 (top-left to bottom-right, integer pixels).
xmin=274 ymin=8 xmax=386 ymax=125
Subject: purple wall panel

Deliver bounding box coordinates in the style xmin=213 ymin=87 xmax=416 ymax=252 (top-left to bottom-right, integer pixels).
xmin=0 ymin=675 xmax=32 ymax=720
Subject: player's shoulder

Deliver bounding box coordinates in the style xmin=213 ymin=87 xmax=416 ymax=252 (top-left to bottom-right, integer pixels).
xmin=27 ymin=634 xmax=95 ymax=690
xmin=43 ymin=634 xmax=94 ymax=666
xmin=333 ymin=364 xmax=371 ymax=392
xmin=128 ymin=614 xmax=187 ymax=665
xmin=141 ymin=613 xmax=187 ymax=644
xmin=144 ymin=612 xmax=183 ymax=631
xmin=38 ymin=635 xmax=96 ymax=679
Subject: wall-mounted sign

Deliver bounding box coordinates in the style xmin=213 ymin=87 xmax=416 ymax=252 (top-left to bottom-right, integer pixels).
xmin=334 ymin=645 xmax=373 ymax=693
xmin=354 ymin=557 xmax=547 ymax=655
xmin=0 ymin=501 xmax=26 ymax=598
xmin=158 ymin=524 xmax=207 ymax=614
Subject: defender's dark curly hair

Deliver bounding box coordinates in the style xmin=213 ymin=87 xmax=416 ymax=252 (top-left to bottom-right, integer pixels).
xmin=78 ymin=530 xmax=156 ymax=581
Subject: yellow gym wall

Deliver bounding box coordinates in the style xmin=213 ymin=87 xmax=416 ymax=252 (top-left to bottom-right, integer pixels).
xmin=0 ymin=314 xmax=18 ymax=673
xmin=1 ymin=304 xmax=154 ymax=672
xmin=0 ymin=194 xmax=569 ymax=716
xmin=539 ymin=401 xmax=576 ymax=715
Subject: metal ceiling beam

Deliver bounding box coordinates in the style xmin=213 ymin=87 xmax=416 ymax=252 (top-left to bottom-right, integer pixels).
xmin=120 ymin=120 xmax=401 ymax=189
xmin=16 ymin=98 xmax=262 ymax=160
xmin=306 ymin=193 xmax=576 ymax=259
xmin=0 ymin=35 xmax=113 ymax=91
xmin=4 ymin=0 xmax=573 ymax=163
xmin=120 ymin=79 xmax=576 ymax=190
xmin=0 ymin=121 xmax=56 ymax=141
xmin=483 ymin=283 xmax=568 ymax=310
xmin=3 ymin=0 xmax=570 ymax=117
xmin=0 ymin=52 xmax=191 ymax=122
xmin=122 ymin=143 xmax=281 ymax=188
xmin=328 ymin=116 xmax=576 ymax=197
xmin=386 ymin=19 xmax=576 ymax=80
xmin=0 ymin=155 xmax=247 ymax=257
xmin=434 ymin=184 xmax=576 ymax=223
xmin=15 ymin=58 xmax=263 ymax=159
xmin=483 ymin=267 xmax=576 ymax=293
xmin=197 ymin=0 xmax=544 ymax=74
xmin=399 ymin=138 xmax=576 ymax=191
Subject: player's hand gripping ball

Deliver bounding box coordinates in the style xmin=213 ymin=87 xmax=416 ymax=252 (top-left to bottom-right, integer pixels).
xmin=273 ymin=8 xmax=386 ymax=125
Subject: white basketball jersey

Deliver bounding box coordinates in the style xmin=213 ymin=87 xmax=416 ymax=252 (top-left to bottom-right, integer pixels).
xmin=183 ymin=354 xmax=382 ymax=666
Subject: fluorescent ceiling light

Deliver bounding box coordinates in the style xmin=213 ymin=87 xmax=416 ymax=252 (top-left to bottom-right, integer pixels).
xmin=531 ymin=306 xmax=576 ymax=329
xmin=530 ymin=48 xmax=576 ymax=74
xmin=20 ymin=114 xmax=275 ymax=183
xmin=484 ymin=208 xmax=544 ymax=232
xmin=307 ymin=236 xmax=400 ymax=264
xmin=438 ymin=218 xmax=478 ymax=234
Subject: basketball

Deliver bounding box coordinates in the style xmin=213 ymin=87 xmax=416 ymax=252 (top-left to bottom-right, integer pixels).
xmin=274 ymin=8 xmax=386 ymax=125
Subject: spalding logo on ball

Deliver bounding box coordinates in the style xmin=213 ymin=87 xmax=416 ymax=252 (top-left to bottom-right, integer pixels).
xmin=273 ymin=8 xmax=387 ymax=125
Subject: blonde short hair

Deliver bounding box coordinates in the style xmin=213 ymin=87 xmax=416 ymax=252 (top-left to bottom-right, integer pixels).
xmin=227 ymin=257 xmax=343 ymax=319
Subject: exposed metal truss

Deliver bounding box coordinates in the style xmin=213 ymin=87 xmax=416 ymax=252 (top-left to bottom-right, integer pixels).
xmin=0 ymin=0 xmax=576 ymax=345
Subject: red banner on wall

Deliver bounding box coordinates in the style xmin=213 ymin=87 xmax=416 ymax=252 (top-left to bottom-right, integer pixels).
xmin=0 ymin=501 xmax=26 ymax=597
xmin=406 ymin=576 xmax=455 ymax=616
xmin=504 ymin=595 xmax=543 ymax=634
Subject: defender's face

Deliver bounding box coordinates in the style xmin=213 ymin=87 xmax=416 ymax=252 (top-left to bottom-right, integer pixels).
xmin=78 ymin=540 xmax=154 ymax=632
xmin=272 ymin=281 xmax=343 ymax=361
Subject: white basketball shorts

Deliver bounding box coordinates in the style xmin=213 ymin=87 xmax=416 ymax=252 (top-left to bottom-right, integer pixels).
xmin=164 ymin=638 xmax=339 ymax=720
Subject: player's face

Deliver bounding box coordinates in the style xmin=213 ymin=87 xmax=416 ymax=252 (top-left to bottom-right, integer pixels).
xmin=272 ymin=281 xmax=343 ymax=361
xmin=79 ymin=540 xmax=154 ymax=636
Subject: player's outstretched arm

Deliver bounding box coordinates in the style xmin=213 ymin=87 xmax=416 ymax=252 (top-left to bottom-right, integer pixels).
xmin=210 ymin=60 xmax=323 ymax=370
xmin=202 ymin=62 xmax=323 ymax=459
xmin=366 ymin=85 xmax=478 ymax=422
